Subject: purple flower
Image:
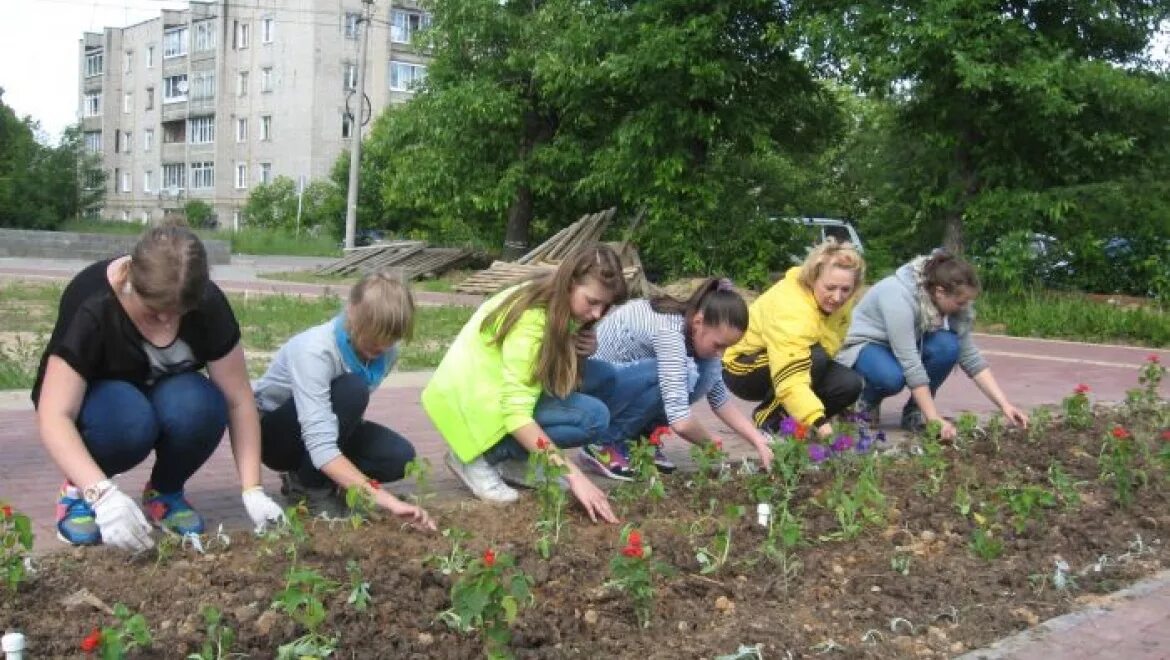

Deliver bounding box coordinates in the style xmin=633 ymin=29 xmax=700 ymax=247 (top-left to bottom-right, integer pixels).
xmin=779 ymin=417 xmax=799 ymax=436
xmin=807 ymin=443 xmax=830 ymax=463
xmin=831 ymin=435 xmax=854 ymax=453
xmin=856 ymin=436 xmax=874 ymax=453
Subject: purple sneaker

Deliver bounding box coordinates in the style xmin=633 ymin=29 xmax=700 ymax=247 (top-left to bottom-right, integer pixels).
xmin=577 ymin=443 xmax=635 ymax=482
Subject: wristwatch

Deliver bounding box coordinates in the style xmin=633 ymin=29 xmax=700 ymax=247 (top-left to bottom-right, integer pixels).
xmin=82 ymin=479 xmax=115 ymax=505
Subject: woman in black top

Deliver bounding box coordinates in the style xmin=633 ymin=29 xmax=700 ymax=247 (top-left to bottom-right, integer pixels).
xmin=33 ymin=225 xmax=284 ymax=550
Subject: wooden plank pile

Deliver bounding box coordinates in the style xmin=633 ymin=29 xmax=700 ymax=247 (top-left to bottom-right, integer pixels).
xmin=316 ymin=240 xmax=472 ymax=280
xmin=454 ymin=208 xmax=650 ymax=296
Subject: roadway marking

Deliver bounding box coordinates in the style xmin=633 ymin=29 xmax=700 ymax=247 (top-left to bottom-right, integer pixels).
xmin=982 ymin=349 xmax=1137 ymax=369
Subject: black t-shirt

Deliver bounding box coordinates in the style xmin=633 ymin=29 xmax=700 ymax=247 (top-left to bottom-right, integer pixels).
xmin=31 ymin=258 xmax=242 ymax=407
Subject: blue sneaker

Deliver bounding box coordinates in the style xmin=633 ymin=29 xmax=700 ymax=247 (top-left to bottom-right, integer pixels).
xmin=56 ymin=483 xmax=101 ymax=546
xmin=142 ymin=484 xmax=205 ymax=535
xmin=577 ymin=443 xmax=635 ymax=482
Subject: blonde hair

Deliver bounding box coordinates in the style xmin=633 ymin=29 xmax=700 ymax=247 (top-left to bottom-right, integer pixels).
xmin=346 ymin=271 xmax=416 ymax=348
xmin=797 ymin=239 xmax=867 ymax=294
xmin=125 ymin=224 xmax=209 ymax=312
xmin=482 ymin=244 xmax=627 ymax=398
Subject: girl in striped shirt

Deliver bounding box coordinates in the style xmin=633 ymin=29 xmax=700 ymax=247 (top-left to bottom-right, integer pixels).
xmin=579 ymin=279 xmax=775 ymax=480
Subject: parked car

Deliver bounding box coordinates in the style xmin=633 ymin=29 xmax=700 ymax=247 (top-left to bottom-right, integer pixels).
xmin=770 ymin=216 xmax=864 ymax=265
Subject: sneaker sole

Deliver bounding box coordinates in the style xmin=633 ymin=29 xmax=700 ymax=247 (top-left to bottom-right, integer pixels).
xmin=575 ymin=450 xmax=635 ymax=483
xmin=56 ymin=531 xmax=101 ymax=546
xmin=444 ymin=453 xmax=519 ymax=503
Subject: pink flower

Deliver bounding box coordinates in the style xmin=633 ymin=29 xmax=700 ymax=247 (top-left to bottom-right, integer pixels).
xmin=1074 ymin=384 xmax=1090 ymax=395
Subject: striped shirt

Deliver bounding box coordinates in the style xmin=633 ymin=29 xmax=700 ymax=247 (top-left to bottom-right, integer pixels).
xmin=594 ymin=298 xmax=731 ymax=423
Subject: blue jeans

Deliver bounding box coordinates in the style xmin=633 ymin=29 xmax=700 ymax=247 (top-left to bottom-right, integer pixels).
xmin=854 ymin=330 xmax=960 ymax=407
xmin=593 ymin=356 xmax=723 ymax=446
xmin=77 ymin=372 xmax=228 ymax=494
xmin=484 ymin=359 xmax=615 ymax=463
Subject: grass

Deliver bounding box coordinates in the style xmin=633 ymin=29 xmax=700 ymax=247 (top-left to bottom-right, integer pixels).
xmin=977 ymin=290 xmax=1170 ymax=346
xmin=0 ymin=282 xmax=474 ymax=390
xmin=58 ymin=221 xmax=342 ymax=258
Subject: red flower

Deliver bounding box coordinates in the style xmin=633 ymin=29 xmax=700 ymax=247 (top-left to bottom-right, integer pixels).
xmin=368 ymin=479 xmax=381 ymax=490
xmin=1149 ymin=354 xmax=1161 ymax=364
xmin=1111 ymin=425 xmax=1131 ymax=440
xmin=621 ymin=544 xmax=645 ymax=559
xmin=483 ymin=548 xmax=496 ymax=568
xmin=712 ymin=439 xmax=723 ymax=450
xmin=649 ymin=426 xmax=669 ymax=447
xmin=80 ymin=628 xmax=102 ymax=653
xmin=794 ymin=423 xmax=809 ymax=441
xmin=0 ymin=505 xmax=11 ymax=518
xmin=1161 ymin=430 xmax=1170 ymax=442
xmin=627 ymin=529 xmax=642 ymax=547
xmin=536 ymin=436 xmax=550 ymax=451
xmin=1074 ymin=384 xmax=1090 ymax=395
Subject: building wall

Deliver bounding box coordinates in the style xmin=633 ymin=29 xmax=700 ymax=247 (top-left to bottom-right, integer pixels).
xmin=79 ymin=0 xmax=432 ymax=229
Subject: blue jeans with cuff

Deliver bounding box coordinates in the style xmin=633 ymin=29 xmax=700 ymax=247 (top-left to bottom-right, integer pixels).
xmin=853 ymin=330 xmax=960 ymax=407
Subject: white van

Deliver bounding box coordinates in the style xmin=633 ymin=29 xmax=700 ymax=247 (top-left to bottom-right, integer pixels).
xmin=783 ymin=216 xmax=864 ymax=252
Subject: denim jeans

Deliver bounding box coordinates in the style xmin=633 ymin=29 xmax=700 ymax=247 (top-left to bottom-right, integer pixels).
xmin=596 ymin=356 xmax=724 ymax=445
xmin=260 ymin=373 xmax=417 ymax=488
xmin=854 ymin=330 xmax=960 ymax=406
xmin=77 ymin=372 xmax=228 ymax=494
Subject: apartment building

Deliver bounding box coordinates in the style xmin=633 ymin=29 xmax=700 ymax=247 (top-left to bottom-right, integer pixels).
xmin=79 ymin=0 xmax=431 ymax=227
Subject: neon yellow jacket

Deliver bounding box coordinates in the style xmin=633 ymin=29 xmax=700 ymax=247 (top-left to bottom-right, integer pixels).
xmin=421 ymin=285 xmax=546 ymax=462
xmin=722 ymin=267 xmax=854 ymax=426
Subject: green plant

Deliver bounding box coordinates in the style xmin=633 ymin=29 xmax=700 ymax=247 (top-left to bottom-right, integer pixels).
xmin=694 ymin=506 xmax=744 ymax=575
xmin=343 ymin=481 xmax=380 ymax=529
xmin=689 ymin=438 xmax=729 ymax=491
xmin=186 ymin=606 xmax=242 ymax=660
xmin=914 ymin=433 xmax=948 ymax=498
xmin=1099 ymin=424 xmax=1146 ymax=507
xmin=0 ymin=502 xmax=33 ymax=592
xmin=968 ymin=509 xmax=1004 ymax=562
xmin=1047 ymin=461 xmax=1082 ymax=509
xmin=891 ymin=554 xmax=911 ymax=576
xmin=529 ymin=437 xmax=570 ymax=559
xmin=425 ymin=527 xmax=475 ymax=576
xmin=1027 ymin=406 xmax=1053 ymax=443
xmin=955 ymin=411 xmax=980 ymax=444
xmin=626 ymin=436 xmax=666 ymax=502
xmin=272 ymin=566 xmax=340 ymax=659
xmin=346 ymin=560 xmax=372 ymax=614
xmin=985 ymin=413 xmax=1006 ymax=452
xmin=1129 ymin=354 xmax=1167 ymax=416
xmin=605 ymin=527 xmax=670 ymax=629
xmin=952 ymin=482 xmax=973 ymax=516
xmin=96 ymin=603 xmax=153 ymax=659
xmin=996 ymin=483 xmax=1056 ymax=534
xmin=439 ymin=548 xmax=534 ymax=658
xmin=404 ymin=456 xmax=434 ymax=507
xmin=258 ymin=503 xmax=310 ymax=559
xmin=1062 ymin=384 xmax=1093 ymax=430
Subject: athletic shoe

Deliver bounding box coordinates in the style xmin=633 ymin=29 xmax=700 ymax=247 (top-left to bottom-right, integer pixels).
xmin=577 ymin=443 xmax=635 ymax=482
xmin=444 ymin=452 xmax=519 ymax=503
xmin=901 ymin=404 xmax=927 ymax=434
xmin=279 ymin=472 xmax=347 ymax=518
xmin=855 ymin=398 xmax=882 ymax=427
xmin=142 ymin=483 xmax=205 ymax=535
xmin=56 ymin=483 xmax=100 ymax=546
xmin=652 ymin=445 xmax=677 ymax=474
xmin=495 ymin=458 xmax=569 ymax=491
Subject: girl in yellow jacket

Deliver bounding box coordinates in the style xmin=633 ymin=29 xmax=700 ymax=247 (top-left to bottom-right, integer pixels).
xmin=422 ymin=244 xmax=629 ymax=524
xmin=722 ymin=241 xmax=865 ymax=439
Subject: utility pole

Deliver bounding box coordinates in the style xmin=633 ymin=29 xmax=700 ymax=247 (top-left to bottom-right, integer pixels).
xmin=343 ymin=0 xmax=374 ymax=250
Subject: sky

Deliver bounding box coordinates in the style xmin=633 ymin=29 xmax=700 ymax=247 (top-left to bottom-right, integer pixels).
xmin=0 ymin=0 xmax=188 ymax=143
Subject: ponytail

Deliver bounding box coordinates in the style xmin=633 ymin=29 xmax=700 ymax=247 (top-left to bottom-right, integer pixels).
xmin=649 ymin=277 xmax=748 ymax=332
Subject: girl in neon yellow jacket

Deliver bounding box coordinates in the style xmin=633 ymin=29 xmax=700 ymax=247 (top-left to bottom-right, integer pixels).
xmin=422 ymin=244 xmax=630 ymax=523
xmin=722 ymin=241 xmax=866 ymax=440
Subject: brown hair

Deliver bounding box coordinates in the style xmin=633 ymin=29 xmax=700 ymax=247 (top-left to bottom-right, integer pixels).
xmin=649 ymin=278 xmax=748 ymax=333
xmin=923 ymin=251 xmax=981 ymax=295
xmin=797 ymin=239 xmax=866 ymax=294
xmin=125 ymin=224 xmax=209 ymax=313
xmin=482 ymin=244 xmax=627 ymax=398
xmin=347 ymin=270 xmax=415 ymax=348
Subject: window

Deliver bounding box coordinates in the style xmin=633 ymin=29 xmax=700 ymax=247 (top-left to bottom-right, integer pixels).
xmin=389 ymin=61 xmax=426 ymax=91
xmin=145 ymin=46 xmax=155 ymax=68
xmin=163 ymin=27 xmax=189 ymax=58
xmin=83 ymin=92 xmax=102 ymax=117
xmin=121 ymin=131 xmax=133 ymax=153
xmin=261 ymin=17 xmax=274 ymax=43
xmin=140 ymin=210 xmax=150 ymax=224
xmin=341 ymin=112 xmax=353 ymax=138
xmin=235 ymin=21 xmax=250 ymax=49
xmin=145 ymin=86 xmax=154 ymax=110
xmin=120 ymin=169 xmax=131 ymax=193
xmin=390 ymin=9 xmax=430 ymax=44
xmin=259 ymin=115 xmax=272 ymax=140
xmin=191 ymin=71 xmax=216 ymax=100
xmin=344 ymin=12 xmax=360 ymax=39
xmin=191 ymin=161 xmax=215 ymax=188
xmin=343 ymin=62 xmax=357 ymax=91
xmin=163 ymin=74 xmax=188 ymax=102
xmin=162 ymin=163 xmax=186 ymax=190
xmin=236 ymin=71 xmax=249 ymax=96
xmin=143 ymin=170 xmax=153 ymax=192
xmin=235 ymin=163 xmax=248 ymax=189
xmin=194 ymin=20 xmax=216 ymax=51
xmin=259 ymin=162 xmax=272 ymax=184
xmin=162 ymin=120 xmax=185 ymax=143
xmin=260 ymin=67 xmax=273 ymax=92
xmin=84 ymin=50 xmax=103 ymax=77
xmin=121 ymin=210 xmax=130 ymax=222
xmin=123 ymin=92 xmax=132 ymax=113
xmin=84 ymin=131 xmax=102 ymax=153
xmin=123 ymin=50 xmax=132 ymax=73
xmin=236 ymin=117 xmax=247 ymax=142
xmin=188 ymin=116 xmax=215 ymax=144
xmin=143 ymin=129 xmax=153 ymax=151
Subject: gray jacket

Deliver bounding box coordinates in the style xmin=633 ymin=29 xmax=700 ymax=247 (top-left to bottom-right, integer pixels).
xmin=836 ymin=261 xmax=987 ymax=389
xmin=253 ymin=320 xmax=399 ymax=469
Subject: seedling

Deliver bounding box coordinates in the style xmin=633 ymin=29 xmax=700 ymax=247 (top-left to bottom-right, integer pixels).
xmin=96 ymin=603 xmax=153 ymax=659
xmin=439 ymin=548 xmax=534 ymax=657
xmin=1098 ymin=424 xmax=1146 ymax=507
xmin=604 ymin=527 xmax=671 ymax=628
xmin=425 ymin=527 xmax=474 ymax=576
xmin=528 ymin=437 xmax=570 ymax=559
xmin=404 ymin=456 xmax=434 ymax=508
xmin=890 ymin=554 xmax=911 ymax=576
xmin=1062 ymin=384 xmax=1092 ymax=430
xmin=0 ymin=502 xmax=33 ymax=592
xmin=627 ymin=437 xmax=666 ymax=502
xmin=996 ymin=483 xmax=1056 ymax=534
xmin=343 ymin=482 xmax=380 ymax=529
xmin=272 ymin=566 xmax=340 ymax=659
xmin=186 ymin=606 xmax=242 ymax=660
xmin=955 ymin=412 xmax=980 ymax=445
xmin=914 ymin=433 xmax=948 ymax=498
xmin=1047 ymin=461 xmax=1082 ymax=509
xmin=952 ymin=482 xmax=973 ymax=517
xmin=985 ymin=413 xmax=1006 ymax=452
xmin=689 ymin=438 xmax=729 ymax=491
xmin=968 ymin=507 xmax=1004 ymax=561
xmin=694 ymin=506 xmax=744 ymax=575
xmin=1027 ymin=406 xmax=1053 ymax=443
xmin=346 ymin=559 xmax=372 ymax=614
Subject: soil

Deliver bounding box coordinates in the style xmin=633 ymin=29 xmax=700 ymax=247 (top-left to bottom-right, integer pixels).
xmin=5 ymin=407 xmax=1170 ymax=659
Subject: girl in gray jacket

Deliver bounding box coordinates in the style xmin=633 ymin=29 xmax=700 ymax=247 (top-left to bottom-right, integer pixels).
xmin=836 ymin=252 xmax=1028 ymax=441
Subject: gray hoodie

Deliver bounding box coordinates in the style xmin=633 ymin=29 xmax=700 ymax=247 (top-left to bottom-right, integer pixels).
xmin=836 ymin=261 xmax=987 ymax=389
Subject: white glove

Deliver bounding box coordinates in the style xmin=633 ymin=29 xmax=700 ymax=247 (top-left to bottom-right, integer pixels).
xmin=242 ymin=488 xmax=286 ymax=533
xmin=92 ymin=487 xmax=154 ymax=552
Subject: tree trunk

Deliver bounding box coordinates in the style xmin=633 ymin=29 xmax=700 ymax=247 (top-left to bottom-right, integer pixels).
xmin=502 ymin=184 xmax=534 ymax=260
xmin=946 ymin=126 xmax=982 ymax=255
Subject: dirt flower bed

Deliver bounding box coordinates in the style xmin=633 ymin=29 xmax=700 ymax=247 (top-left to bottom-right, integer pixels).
xmin=3 ymin=361 xmax=1169 ymax=659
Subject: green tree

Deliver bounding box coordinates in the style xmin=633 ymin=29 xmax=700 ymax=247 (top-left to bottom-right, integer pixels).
xmin=184 ymin=200 xmax=215 ymax=228
xmin=242 ymin=176 xmax=340 ymax=234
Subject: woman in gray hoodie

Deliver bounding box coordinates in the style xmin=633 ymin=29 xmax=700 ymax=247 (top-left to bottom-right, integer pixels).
xmin=836 ymin=252 xmax=1028 ymax=441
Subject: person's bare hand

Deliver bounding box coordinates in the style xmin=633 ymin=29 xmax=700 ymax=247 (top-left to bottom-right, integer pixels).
xmin=567 ymin=473 xmax=618 ymax=524
xmin=383 ymin=496 xmax=437 ymax=532
xmin=573 ymin=328 xmax=598 ymax=357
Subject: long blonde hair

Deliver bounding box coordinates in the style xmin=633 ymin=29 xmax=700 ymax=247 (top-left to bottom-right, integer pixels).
xmin=797 ymin=239 xmax=866 ymax=297
xmin=482 ymin=244 xmax=627 ymax=398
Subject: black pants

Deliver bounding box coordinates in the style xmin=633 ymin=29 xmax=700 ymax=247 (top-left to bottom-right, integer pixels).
xmin=723 ymin=344 xmax=862 ymax=430
xmin=260 ymin=373 xmax=416 ymax=488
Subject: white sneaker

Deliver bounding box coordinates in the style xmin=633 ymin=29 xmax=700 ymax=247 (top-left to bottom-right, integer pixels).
xmin=495 ymin=458 xmax=570 ymax=491
xmin=445 ymin=452 xmax=519 ymax=503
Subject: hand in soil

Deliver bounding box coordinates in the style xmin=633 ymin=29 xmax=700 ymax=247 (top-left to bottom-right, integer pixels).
xmin=567 ymin=473 xmax=618 ymax=524
xmin=1002 ymin=404 xmax=1030 ymax=428
xmin=386 ymin=498 xmax=437 ymax=532
xmin=751 ymin=439 xmax=774 ymax=470
xmin=938 ymin=419 xmax=958 ymax=442
xmin=93 ymin=487 xmax=154 ymax=552
xmin=241 ymin=488 xmax=286 ymax=533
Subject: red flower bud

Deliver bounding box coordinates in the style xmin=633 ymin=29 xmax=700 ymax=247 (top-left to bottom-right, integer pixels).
xmin=649 ymin=426 xmax=669 ymax=446
xmin=81 ymin=628 xmax=102 ymax=653
xmin=621 ymin=545 xmax=644 ymax=559
xmin=536 ymin=437 xmax=550 ymax=451
xmin=1111 ymin=425 xmax=1131 ymax=440
xmin=0 ymin=505 xmax=11 ymax=518
xmin=483 ymin=548 xmax=496 ymax=568
xmin=794 ymin=423 xmax=809 ymax=441
xmin=1161 ymin=429 xmax=1170 ymax=442
xmin=627 ymin=529 xmax=642 ymax=547
xmin=1074 ymin=384 xmax=1090 ymax=395
xmin=1148 ymin=354 xmax=1161 ymax=364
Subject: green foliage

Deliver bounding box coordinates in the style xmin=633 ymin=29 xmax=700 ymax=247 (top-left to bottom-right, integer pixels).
xmin=99 ymin=603 xmax=153 ymax=659
xmin=1 ymin=503 xmax=34 ymax=592
xmin=425 ymin=527 xmax=474 ymax=576
xmin=1047 ymin=461 xmax=1083 ymax=510
xmin=439 ymin=548 xmax=534 ymax=658
xmin=1098 ymin=425 xmax=1146 ymax=507
xmin=186 ymin=606 xmax=240 ymax=660
xmin=979 ymin=291 xmax=1170 ymax=347
xmin=688 ymin=439 xmax=730 ymax=491
xmin=996 ymin=483 xmax=1057 ymax=534
xmin=404 ymin=457 xmax=434 ymax=508
xmin=272 ymin=565 xmax=340 ymax=659
xmin=184 ymin=200 xmax=215 ymax=228
xmin=1062 ymin=387 xmax=1093 ymax=430
xmin=345 ymin=560 xmax=372 ymax=614
xmin=243 ymin=176 xmax=341 ymax=235
xmin=528 ymin=439 xmax=570 ymax=559
xmin=605 ymin=527 xmax=670 ymax=629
